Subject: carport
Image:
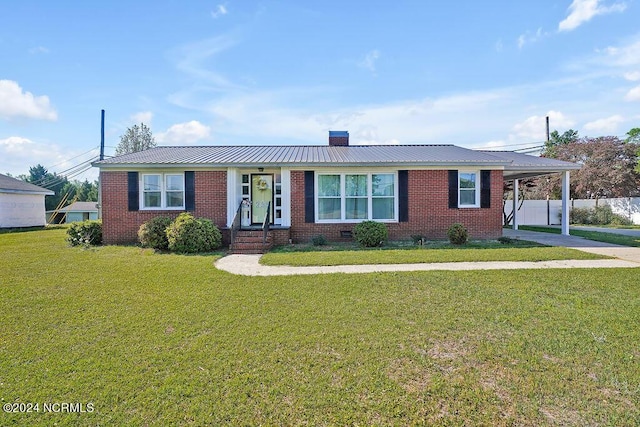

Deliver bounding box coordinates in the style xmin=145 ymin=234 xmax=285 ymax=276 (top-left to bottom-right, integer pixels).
xmin=479 ymin=151 xmax=582 ymax=236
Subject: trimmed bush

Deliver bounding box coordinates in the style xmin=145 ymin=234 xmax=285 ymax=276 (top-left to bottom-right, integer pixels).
xmin=67 ymin=220 xmax=102 ymax=246
xmin=447 ymin=223 xmax=468 ymax=245
xmin=353 ymin=221 xmax=388 ymax=247
xmin=569 ymin=205 xmax=632 ymax=226
xmin=311 ymin=234 xmax=327 ymax=246
xmin=138 ymin=216 xmax=172 ymax=250
xmin=166 ymin=213 xmax=222 ymax=254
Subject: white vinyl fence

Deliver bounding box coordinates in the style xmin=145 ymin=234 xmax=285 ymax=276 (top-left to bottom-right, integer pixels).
xmin=503 ymin=197 xmax=640 ymax=225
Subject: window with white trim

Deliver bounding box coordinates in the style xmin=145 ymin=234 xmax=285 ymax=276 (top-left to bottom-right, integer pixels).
xmin=316 ymin=172 xmax=397 ymax=221
xmin=459 ymin=171 xmax=479 ymax=207
xmin=141 ymin=173 xmax=185 ymax=209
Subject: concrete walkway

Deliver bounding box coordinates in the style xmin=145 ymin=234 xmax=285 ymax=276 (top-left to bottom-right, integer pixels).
xmin=214 ymin=229 xmax=640 ymax=276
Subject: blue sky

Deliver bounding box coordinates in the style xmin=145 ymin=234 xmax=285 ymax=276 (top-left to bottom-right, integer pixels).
xmin=1 ymin=0 xmax=639 ymax=181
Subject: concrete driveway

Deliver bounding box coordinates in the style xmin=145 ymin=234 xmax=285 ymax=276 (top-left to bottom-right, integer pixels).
xmin=503 ymin=228 xmax=640 ymax=263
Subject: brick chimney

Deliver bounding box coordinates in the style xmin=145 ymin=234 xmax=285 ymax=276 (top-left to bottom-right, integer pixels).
xmin=328 ymin=130 xmax=349 ymax=147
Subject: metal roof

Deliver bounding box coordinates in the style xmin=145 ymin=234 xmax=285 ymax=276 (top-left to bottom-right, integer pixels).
xmin=478 ymin=150 xmax=581 ymax=180
xmin=0 ymin=173 xmax=55 ymax=195
xmin=94 ymin=145 xmax=582 ymax=179
xmin=94 ymin=145 xmax=513 ymax=168
xmin=52 ymin=201 xmax=98 ymax=213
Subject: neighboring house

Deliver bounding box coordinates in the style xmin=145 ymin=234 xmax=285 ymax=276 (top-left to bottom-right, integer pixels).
xmin=93 ymin=131 xmax=580 ymax=248
xmin=0 ymin=173 xmax=54 ymax=228
xmin=47 ymin=201 xmax=99 ymax=224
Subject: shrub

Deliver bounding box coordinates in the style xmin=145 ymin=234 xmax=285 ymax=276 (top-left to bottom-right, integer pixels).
xmin=353 ymin=221 xmax=388 ymax=247
xmin=67 ymin=220 xmax=102 ymax=246
xmin=569 ymin=207 xmax=592 ymax=225
xmin=447 ymin=223 xmax=468 ymax=245
xmin=166 ymin=213 xmax=222 ymax=254
xmin=311 ymin=234 xmax=327 ymax=246
xmin=569 ymin=205 xmax=632 ymax=226
xmin=138 ymin=216 xmax=172 ymax=250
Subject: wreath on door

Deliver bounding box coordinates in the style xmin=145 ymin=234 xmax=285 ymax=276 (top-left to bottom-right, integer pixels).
xmin=257 ymin=178 xmax=269 ymax=191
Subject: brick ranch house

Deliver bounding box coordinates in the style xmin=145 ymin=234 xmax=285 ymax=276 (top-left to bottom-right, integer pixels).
xmin=93 ymin=131 xmax=580 ymax=250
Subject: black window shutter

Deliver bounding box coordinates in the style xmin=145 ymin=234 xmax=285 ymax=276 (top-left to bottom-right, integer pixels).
xmin=448 ymin=170 xmax=458 ymax=209
xmin=185 ymin=171 xmax=195 ymax=211
xmin=480 ymin=170 xmax=491 ymax=208
xmin=398 ymin=170 xmax=409 ymax=222
xmin=304 ymin=171 xmax=314 ymax=223
xmin=127 ymin=172 xmax=139 ymax=211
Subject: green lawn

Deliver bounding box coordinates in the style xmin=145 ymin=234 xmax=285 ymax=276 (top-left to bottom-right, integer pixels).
xmin=1 ymin=228 xmax=639 ymax=425
xmin=261 ymin=246 xmax=607 ymax=267
xmin=520 ymin=225 xmax=640 ymax=247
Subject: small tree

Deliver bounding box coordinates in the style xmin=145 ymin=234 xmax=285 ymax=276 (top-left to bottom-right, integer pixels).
xmin=115 ymin=123 xmax=156 ymax=155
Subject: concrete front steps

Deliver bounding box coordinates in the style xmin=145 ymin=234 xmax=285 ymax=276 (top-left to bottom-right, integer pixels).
xmin=230 ymin=229 xmax=273 ymax=254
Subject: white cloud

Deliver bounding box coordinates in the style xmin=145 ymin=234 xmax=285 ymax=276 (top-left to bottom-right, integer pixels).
xmin=131 ymin=111 xmax=153 ymax=124
xmin=625 ymin=85 xmax=640 ymax=101
xmin=583 ymin=115 xmax=625 ymax=133
xmin=517 ymin=28 xmax=547 ymax=49
xmin=624 ymin=71 xmax=640 ymax=81
xmin=0 ymin=80 xmax=57 ymax=121
xmin=559 ymin=0 xmax=627 ymax=32
xmin=0 ymin=136 xmax=33 ymax=152
xmin=511 ymin=111 xmax=575 ymax=141
xmin=211 ymin=4 xmax=228 ymax=19
xmin=171 ymin=35 xmax=242 ymax=91
xmin=157 ymin=121 xmax=211 ymax=144
xmin=358 ymin=50 xmax=380 ymax=73
xmin=0 ymin=136 xmax=84 ymax=178
xmin=600 ymin=39 xmax=640 ymax=68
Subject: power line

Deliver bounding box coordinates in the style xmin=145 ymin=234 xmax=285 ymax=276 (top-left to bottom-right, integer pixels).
xmin=44 ymin=146 xmax=100 ymax=171
xmin=31 ymin=157 xmax=99 ymax=188
xmin=37 ymin=163 xmax=96 ymax=189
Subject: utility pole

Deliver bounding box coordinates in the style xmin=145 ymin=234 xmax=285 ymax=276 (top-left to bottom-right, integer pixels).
xmin=546 ymin=115 xmax=550 ymax=144
xmin=100 ymin=109 xmax=105 ymax=161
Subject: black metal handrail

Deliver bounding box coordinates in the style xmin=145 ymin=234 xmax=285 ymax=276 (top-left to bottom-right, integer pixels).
xmin=262 ymin=201 xmax=271 ymax=245
xmin=230 ymin=201 xmax=243 ymax=245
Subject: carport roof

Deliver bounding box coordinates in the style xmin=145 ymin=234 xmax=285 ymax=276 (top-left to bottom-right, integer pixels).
xmin=479 ymin=150 xmax=581 ymax=180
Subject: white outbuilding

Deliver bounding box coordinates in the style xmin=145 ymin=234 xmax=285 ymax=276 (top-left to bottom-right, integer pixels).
xmin=0 ymin=173 xmax=54 ymax=228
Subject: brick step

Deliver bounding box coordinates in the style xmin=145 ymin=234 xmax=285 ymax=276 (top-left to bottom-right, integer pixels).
xmin=231 ymin=230 xmax=274 ymax=254
xmin=230 ymin=242 xmax=273 ymax=254
xmin=234 ymin=236 xmax=272 ymax=243
xmin=235 ymin=230 xmax=266 ymax=237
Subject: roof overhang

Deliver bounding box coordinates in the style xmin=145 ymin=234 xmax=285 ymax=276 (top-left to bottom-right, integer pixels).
xmin=0 ymin=188 xmax=55 ymax=196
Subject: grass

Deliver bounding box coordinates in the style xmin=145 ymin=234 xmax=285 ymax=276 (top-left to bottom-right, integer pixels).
xmin=520 ymin=225 xmax=640 ymax=247
xmin=1 ymin=228 xmax=639 ymax=425
xmin=261 ymin=245 xmax=607 ymax=267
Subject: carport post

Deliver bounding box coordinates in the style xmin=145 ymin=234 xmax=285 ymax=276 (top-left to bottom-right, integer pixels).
xmin=512 ymin=179 xmax=519 ymax=230
xmin=561 ymin=171 xmax=570 ymax=235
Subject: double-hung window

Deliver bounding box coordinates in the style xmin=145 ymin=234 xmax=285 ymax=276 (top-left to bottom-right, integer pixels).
xmin=141 ymin=173 xmax=185 ymax=209
xmin=317 ymin=175 xmax=341 ymax=220
xmin=316 ymin=172 xmax=397 ymax=222
xmin=459 ymin=171 xmax=479 ymax=207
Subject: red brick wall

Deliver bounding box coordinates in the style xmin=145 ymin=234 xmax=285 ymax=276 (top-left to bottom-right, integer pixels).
xmin=101 ymin=171 xmax=227 ymax=244
xmin=288 ymin=170 xmax=503 ymax=243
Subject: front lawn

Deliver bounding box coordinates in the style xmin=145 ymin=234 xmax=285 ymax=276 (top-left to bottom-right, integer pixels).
xmin=520 ymin=225 xmax=640 ymax=247
xmin=1 ymin=228 xmax=638 ymax=425
xmin=261 ymin=246 xmax=607 ymax=267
